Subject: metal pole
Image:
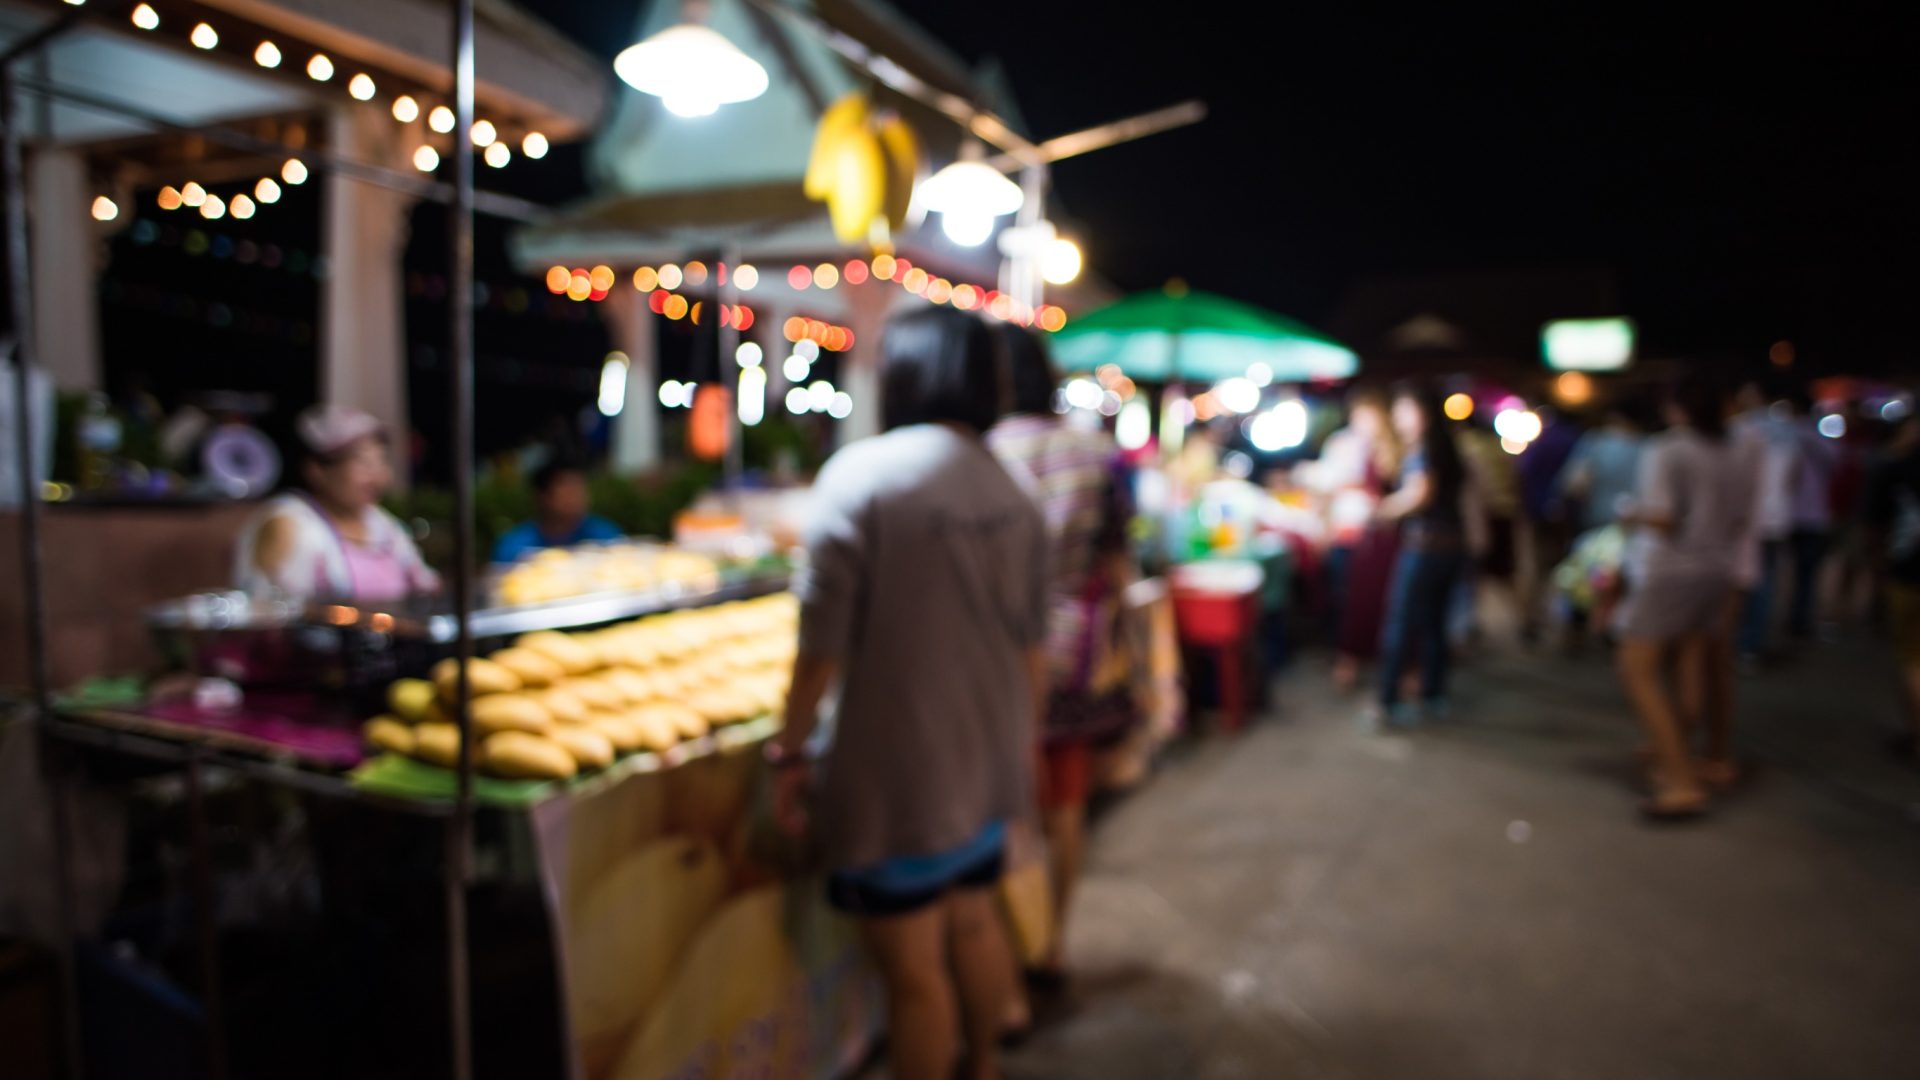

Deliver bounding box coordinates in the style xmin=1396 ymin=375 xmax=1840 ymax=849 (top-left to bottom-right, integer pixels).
xmin=183 ymin=753 xmax=231 ymax=1080
xmin=444 ymin=2 xmax=477 ymax=1079
xmin=3 ymin=55 xmax=86 ymax=1080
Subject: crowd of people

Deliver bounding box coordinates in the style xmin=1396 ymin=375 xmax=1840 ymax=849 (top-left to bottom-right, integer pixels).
xmin=1298 ymin=372 xmax=1920 ymax=818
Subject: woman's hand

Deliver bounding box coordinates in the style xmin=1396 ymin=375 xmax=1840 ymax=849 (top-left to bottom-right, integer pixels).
xmin=772 ymin=762 xmax=811 ymax=836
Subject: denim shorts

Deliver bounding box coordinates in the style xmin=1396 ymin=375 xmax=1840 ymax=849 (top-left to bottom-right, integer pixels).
xmin=826 ymin=822 xmax=1006 ymax=918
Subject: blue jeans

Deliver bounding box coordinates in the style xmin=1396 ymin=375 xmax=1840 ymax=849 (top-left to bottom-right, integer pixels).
xmin=1739 ymin=538 xmax=1785 ymax=657
xmin=1379 ymin=547 xmax=1466 ymax=707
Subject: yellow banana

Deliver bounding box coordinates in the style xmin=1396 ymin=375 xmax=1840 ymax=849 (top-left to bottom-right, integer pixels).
xmin=826 ymin=125 xmax=886 ymax=243
xmin=876 ymin=114 xmax=926 ymax=232
xmin=804 ymin=93 xmax=870 ymax=200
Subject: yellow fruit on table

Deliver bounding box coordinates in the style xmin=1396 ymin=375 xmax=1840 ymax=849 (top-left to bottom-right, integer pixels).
xmin=469 ymin=693 xmax=555 ymax=736
xmin=431 ymin=656 xmax=521 ymax=700
xmin=626 ymin=708 xmax=681 ymax=754
xmin=549 ymin=722 xmax=616 ymax=771
xmin=412 ymin=722 xmax=464 ymax=768
xmin=363 ymin=716 xmax=415 ymax=755
xmin=386 ymin=679 xmax=436 ymax=722
xmin=489 ymin=647 xmax=565 ymax=689
xmin=484 ymin=731 xmax=578 ymax=780
xmin=586 ymin=710 xmax=644 ymax=753
xmin=568 ymin=675 xmax=625 ymax=713
xmin=637 ymin=701 xmax=708 ymax=742
xmin=517 ymin=630 xmax=598 ymax=676
xmin=538 ymin=686 xmax=591 ymax=726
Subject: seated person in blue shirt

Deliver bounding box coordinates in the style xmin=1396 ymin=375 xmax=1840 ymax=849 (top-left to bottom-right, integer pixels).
xmin=492 ymin=461 xmax=623 ymax=564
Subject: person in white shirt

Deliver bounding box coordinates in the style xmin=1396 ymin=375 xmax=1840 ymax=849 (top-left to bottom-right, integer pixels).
xmin=1729 ymin=382 xmax=1799 ymax=663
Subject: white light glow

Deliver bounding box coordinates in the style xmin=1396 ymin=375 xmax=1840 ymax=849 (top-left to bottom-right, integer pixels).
xmin=795 ymin=339 xmax=820 ymax=361
xmin=1818 ymin=413 xmax=1846 ymax=439
xmin=807 ymin=380 xmax=836 ymax=413
xmin=191 ymin=23 xmax=219 ymax=50
xmin=281 ymin=158 xmax=308 ymax=185
xmin=783 ymin=354 xmax=810 ymax=382
xmin=470 ymin=119 xmax=497 ymax=146
xmin=785 ymin=387 xmax=809 ymax=415
xmin=229 ymin=194 xmax=256 ymax=220
xmin=941 ymin=211 xmax=995 ymax=247
xmin=734 ymin=264 xmax=759 ymax=290
xmin=1500 ymin=437 xmax=1529 ymax=456
xmin=1883 ymin=398 xmax=1912 ymax=422
xmin=1064 ymin=377 xmax=1103 ymax=411
xmin=599 ymin=352 xmax=629 ymax=416
xmin=1247 ymin=362 xmax=1274 ymax=387
xmin=736 ymin=342 xmax=763 ymax=368
xmin=658 ymin=379 xmax=692 ymax=409
xmin=90 ymin=195 xmax=118 ymax=222
xmin=1040 ymin=237 xmax=1083 ymax=285
xmin=199 ymin=195 xmax=226 ymax=220
xmin=918 ymin=159 xmax=1024 ymax=217
xmin=347 ymin=73 xmax=376 ymax=100
xmin=255 ymin=177 xmax=281 ymax=204
xmin=1215 ymin=376 xmax=1261 ymax=415
xmin=484 ymin=142 xmax=510 ymax=168
xmin=1116 ymin=398 xmax=1152 ymax=451
xmin=738 ymin=367 xmax=766 ymax=426
xmin=522 ymin=132 xmax=549 ymax=159
xmin=428 ymin=106 xmax=455 ymax=134
xmin=1099 ymin=390 xmax=1123 ymax=417
xmin=307 ymin=54 xmax=334 ymax=81
xmin=614 ymin=23 xmax=769 ymax=118
xmin=180 ymin=182 xmax=206 ymax=207
xmin=828 ymin=391 xmax=853 ymax=420
xmin=1493 ymin=408 xmax=1544 ymax=444
xmin=131 ymin=5 xmax=158 ymax=31
xmin=392 ymin=95 xmax=420 ymax=123
xmin=412 ymin=145 xmax=439 ymax=172
xmin=1248 ymin=400 xmax=1309 ymax=452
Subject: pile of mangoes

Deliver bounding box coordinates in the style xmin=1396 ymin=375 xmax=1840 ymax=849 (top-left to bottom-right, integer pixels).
xmin=365 ymin=594 xmax=797 ymax=781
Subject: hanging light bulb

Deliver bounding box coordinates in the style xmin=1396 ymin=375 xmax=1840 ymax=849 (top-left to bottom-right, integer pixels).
xmin=391 ymin=95 xmax=420 ymax=123
xmin=918 ymin=144 xmax=1024 ymax=247
xmin=306 ymin=54 xmax=334 ymax=81
xmin=483 ymin=142 xmax=510 ymax=168
xmin=412 ymin=145 xmax=440 ymax=172
xmin=281 ymin=158 xmax=308 ymax=185
xmin=469 ymin=119 xmax=497 ymax=147
xmin=521 ymin=131 xmax=549 ymax=159
xmin=130 ymin=4 xmax=158 ymax=31
xmin=200 ymin=195 xmax=226 ymax=220
xmin=229 ymin=194 xmax=256 ymax=220
xmin=90 ymin=196 xmax=118 ymax=222
xmin=156 ymin=186 xmax=182 ymax=211
xmin=191 ymin=23 xmax=219 ymax=50
xmin=1040 ymin=237 xmax=1083 ymax=285
xmin=347 ymin=73 xmax=376 ymax=100
xmin=254 ymin=177 xmax=281 ymax=204
xmin=428 ymin=106 xmax=455 ymax=134
xmin=613 ymin=23 xmax=769 ymax=118
xmin=253 ymin=41 xmax=280 ymax=67
xmin=180 ymin=181 xmax=207 ymax=207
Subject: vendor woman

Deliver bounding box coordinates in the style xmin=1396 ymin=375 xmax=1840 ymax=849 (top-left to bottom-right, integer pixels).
xmin=235 ymin=405 xmax=439 ymax=603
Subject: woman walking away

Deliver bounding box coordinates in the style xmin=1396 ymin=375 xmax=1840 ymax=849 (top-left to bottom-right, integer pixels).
xmin=1613 ymin=375 xmax=1752 ymax=819
xmin=1370 ymin=383 xmax=1472 ymax=727
xmin=772 ymin=307 xmax=1047 ymax=1080
xmin=989 ymin=324 xmax=1130 ymax=991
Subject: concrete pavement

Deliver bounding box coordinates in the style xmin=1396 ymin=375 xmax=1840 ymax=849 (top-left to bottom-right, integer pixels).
xmin=1003 ymin=633 xmax=1920 ymax=1080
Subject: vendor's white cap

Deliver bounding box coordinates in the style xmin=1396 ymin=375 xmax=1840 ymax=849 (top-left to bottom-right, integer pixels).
xmin=296 ymin=404 xmax=383 ymax=457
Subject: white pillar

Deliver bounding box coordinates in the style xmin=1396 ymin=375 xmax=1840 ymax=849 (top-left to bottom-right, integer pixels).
xmin=841 ymin=284 xmax=892 ymax=444
xmin=602 ymin=288 xmax=659 ymax=473
xmin=319 ymin=106 xmax=415 ymax=457
xmin=28 ymin=149 xmax=101 ymax=392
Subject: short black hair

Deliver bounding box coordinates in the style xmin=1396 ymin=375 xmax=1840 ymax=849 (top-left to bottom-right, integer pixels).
xmin=531 ymin=458 xmax=586 ymax=494
xmin=881 ymin=307 xmax=1003 ymax=434
xmin=998 ymin=323 xmax=1058 ymax=416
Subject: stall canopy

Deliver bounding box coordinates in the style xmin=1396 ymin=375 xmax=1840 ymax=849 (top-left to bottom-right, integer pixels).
xmin=1052 ymin=287 xmax=1358 ymax=383
xmin=509 ymin=0 xmax=1105 ymax=309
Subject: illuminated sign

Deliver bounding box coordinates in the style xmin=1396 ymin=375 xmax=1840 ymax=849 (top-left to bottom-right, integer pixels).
xmin=1542 ymin=317 xmax=1635 ymax=371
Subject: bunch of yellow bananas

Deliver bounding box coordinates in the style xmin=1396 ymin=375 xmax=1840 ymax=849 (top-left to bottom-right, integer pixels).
xmin=803 ymin=92 xmax=925 ymax=247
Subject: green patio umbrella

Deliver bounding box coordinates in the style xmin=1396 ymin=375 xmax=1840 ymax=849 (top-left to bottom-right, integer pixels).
xmin=1051 ymin=287 xmax=1358 ymax=383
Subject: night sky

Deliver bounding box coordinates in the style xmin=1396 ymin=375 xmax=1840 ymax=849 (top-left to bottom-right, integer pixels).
xmin=542 ymin=1 xmax=1920 ymax=373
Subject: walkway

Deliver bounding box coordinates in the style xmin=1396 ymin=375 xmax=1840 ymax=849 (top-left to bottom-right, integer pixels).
xmin=1004 ymin=633 xmax=1920 ymax=1079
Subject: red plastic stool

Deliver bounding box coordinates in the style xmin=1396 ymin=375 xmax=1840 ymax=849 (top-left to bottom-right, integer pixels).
xmin=1170 ymin=562 xmax=1264 ymax=732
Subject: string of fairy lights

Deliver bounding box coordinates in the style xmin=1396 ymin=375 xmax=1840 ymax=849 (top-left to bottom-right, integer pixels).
xmin=84 ymin=1 xmax=553 ymax=224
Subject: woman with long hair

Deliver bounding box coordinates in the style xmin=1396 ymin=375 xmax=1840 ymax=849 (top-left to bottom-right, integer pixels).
xmin=771 ymin=307 xmax=1046 ymax=1080
xmin=1614 ymin=375 xmax=1751 ymax=818
xmin=1369 ymin=383 xmax=1470 ymax=725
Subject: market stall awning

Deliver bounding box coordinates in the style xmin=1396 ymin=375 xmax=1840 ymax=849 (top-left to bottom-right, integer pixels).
xmin=1051 ymin=287 xmax=1358 ymax=383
